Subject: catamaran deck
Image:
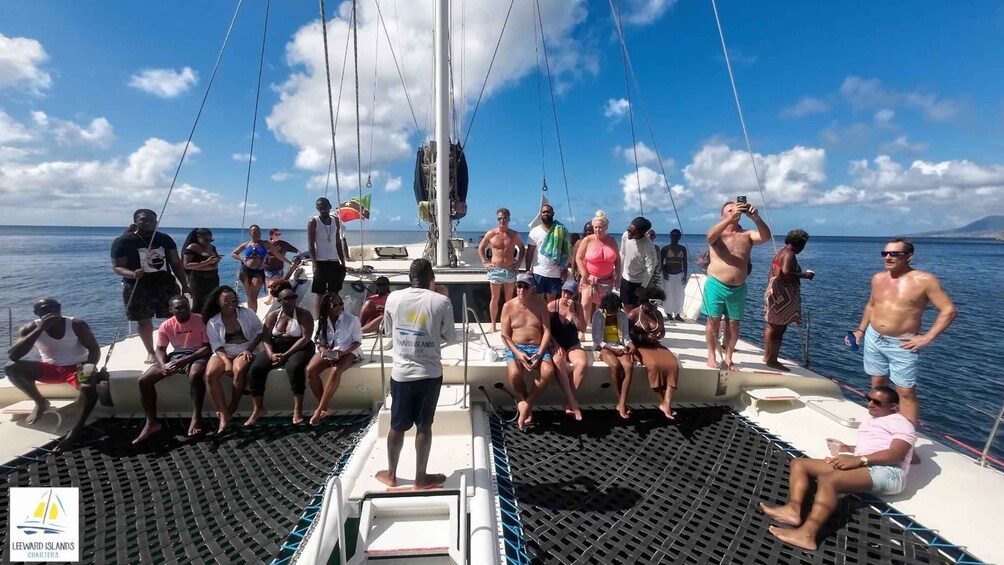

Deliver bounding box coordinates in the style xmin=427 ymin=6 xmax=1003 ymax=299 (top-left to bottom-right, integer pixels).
xmin=1 ymin=317 xmax=1002 ymax=563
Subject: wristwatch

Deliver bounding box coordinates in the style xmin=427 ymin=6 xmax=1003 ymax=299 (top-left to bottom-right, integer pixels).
xmin=859 ymin=456 xmax=869 ymax=467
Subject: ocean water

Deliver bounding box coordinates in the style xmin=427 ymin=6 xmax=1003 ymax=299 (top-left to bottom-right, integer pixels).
xmin=1 ymin=225 xmax=1002 ymax=460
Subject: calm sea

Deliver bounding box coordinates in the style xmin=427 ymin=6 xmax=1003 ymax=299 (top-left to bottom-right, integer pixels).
xmin=1 ymin=225 xmax=1002 ymax=459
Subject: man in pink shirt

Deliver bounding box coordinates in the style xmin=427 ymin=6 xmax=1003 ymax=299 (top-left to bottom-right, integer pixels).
xmin=133 ymin=296 xmax=211 ymax=444
xmin=760 ymin=386 xmax=916 ymax=550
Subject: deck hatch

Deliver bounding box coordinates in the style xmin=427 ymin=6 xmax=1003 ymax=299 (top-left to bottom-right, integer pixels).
xmin=491 ymin=406 xmax=979 ymax=564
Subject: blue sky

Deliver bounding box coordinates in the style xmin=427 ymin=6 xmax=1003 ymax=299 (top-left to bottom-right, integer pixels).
xmin=1 ymin=0 xmax=1003 ymax=236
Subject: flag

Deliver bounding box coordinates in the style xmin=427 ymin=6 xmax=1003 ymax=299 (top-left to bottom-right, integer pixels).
xmin=338 ymin=195 xmax=371 ymax=222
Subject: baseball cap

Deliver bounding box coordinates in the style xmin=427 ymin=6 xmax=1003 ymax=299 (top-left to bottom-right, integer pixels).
xmin=561 ymin=280 xmax=578 ymax=293
xmin=516 ymin=273 xmax=534 ymax=286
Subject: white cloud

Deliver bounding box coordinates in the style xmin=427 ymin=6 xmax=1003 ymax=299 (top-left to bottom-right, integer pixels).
xmin=0 ymin=109 xmax=36 ymax=144
xmin=231 ymin=153 xmax=257 ymax=162
xmin=779 ymin=96 xmax=830 ymax=118
xmin=879 ymin=135 xmax=928 ymax=154
xmin=616 ymin=142 xmax=665 ymax=167
xmin=385 ymin=176 xmax=402 ymax=192
xmin=53 ymin=117 xmax=114 ymax=149
xmin=819 ymin=121 xmax=871 ymax=150
xmin=128 ymin=67 xmax=198 ymax=98
xmin=620 ymin=166 xmax=692 ymax=212
xmin=0 ymin=34 xmax=51 ymax=94
xmin=604 ymin=98 xmax=630 ymax=121
xmin=683 ymin=144 xmax=827 ymax=206
xmin=817 ymin=156 xmax=1004 ymax=216
xmin=621 ymin=0 xmax=678 ymax=26
xmin=267 ymin=1 xmax=593 ymax=173
xmin=839 ymin=76 xmax=962 ymax=122
xmin=271 ymin=171 xmax=291 ymax=181
xmin=873 ymin=108 xmax=895 ymax=127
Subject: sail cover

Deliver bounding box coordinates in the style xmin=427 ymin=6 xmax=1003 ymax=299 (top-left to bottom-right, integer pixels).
xmin=413 ymin=141 xmax=468 ymax=221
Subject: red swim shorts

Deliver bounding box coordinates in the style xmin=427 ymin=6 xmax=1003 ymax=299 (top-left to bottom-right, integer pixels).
xmin=36 ymin=362 xmax=81 ymax=389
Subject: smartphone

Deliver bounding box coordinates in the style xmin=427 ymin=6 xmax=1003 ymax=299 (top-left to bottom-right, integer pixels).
xmin=736 ymin=195 xmax=747 ymax=204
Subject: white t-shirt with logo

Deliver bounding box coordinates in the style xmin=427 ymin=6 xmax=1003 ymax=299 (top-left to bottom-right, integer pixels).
xmin=529 ymin=225 xmax=564 ymax=278
xmin=383 ymin=287 xmax=456 ymax=382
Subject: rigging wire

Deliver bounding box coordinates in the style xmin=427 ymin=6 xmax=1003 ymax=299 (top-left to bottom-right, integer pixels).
xmin=710 ymin=0 xmax=777 ymax=256
xmin=351 ymin=0 xmax=366 ymax=266
xmin=240 ymin=0 xmax=271 ymax=230
xmin=324 ymin=19 xmax=354 ymax=198
xmin=533 ymin=0 xmax=575 ymax=227
xmin=531 ymin=0 xmax=547 ymax=185
xmin=373 ymin=0 xmax=423 ymax=136
xmin=461 ymin=0 xmax=517 ymax=148
xmin=319 ymin=0 xmax=344 ymax=204
xmin=460 ymin=0 xmax=466 ymax=134
xmin=612 ymin=0 xmax=644 ymax=216
xmin=366 ymin=13 xmax=380 ymax=187
xmin=108 ymin=0 xmax=245 ymax=365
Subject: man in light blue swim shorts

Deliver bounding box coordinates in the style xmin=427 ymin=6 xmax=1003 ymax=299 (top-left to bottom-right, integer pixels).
xmin=501 ymin=273 xmax=555 ymax=430
xmin=702 ymin=200 xmax=771 ymax=370
xmin=760 ymin=386 xmax=917 ymax=551
xmin=848 ymin=237 xmax=956 ymax=424
xmin=478 ymin=207 xmax=526 ymax=333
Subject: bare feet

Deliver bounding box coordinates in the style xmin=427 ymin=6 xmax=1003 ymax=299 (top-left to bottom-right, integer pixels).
xmin=55 ymin=429 xmax=83 ymax=452
xmin=725 ymin=360 xmax=738 ymax=371
xmin=309 ymin=409 xmax=329 ymax=426
xmin=517 ymin=400 xmax=531 ymax=430
xmin=375 ymin=470 xmax=397 ymax=488
xmin=659 ymin=402 xmax=677 ymax=421
xmin=414 ymin=473 xmax=447 ymax=490
xmin=763 ymin=360 xmax=790 ymax=372
xmin=132 ymin=421 xmax=162 ymax=444
xmin=706 ymin=357 xmax=720 ymax=369
xmin=292 ymin=412 xmax=304 ymax=425
xmin=768 ymin=525 xmax=817 ymax=551
xmin=188 ymin=416 xmax=202 ymax=437
xmin=616 ymin=403 xmax=632 ymax=419
xmin=565 ymin=408 xmax=583 ymax=421
xmin=759 ymin=502 xmax=802 ymax=527
xmin=216 ymin=411 xmax=230 ymax=434
xmin=144 ymin=353 xmax=157 ymax=364
xmin=489 ymin=325 xmax=497 ymax=333
xmin=243 ymin=408 xmax=265 ymax=427
xmin=26 ymin=399 xmax=51 ymax=425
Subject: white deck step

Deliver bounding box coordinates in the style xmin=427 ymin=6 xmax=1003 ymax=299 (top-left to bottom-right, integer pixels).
xmin=350 ymin=492 xmax=463 ymax=564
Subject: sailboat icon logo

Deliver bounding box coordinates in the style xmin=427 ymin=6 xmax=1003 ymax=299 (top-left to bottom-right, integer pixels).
xmin=16 ymin=489 xmax=69 ymax=535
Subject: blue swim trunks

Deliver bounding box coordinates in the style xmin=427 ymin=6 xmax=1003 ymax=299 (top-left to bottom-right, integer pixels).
xmin=863 ymin=325 xmax=919 ymax=388
xmin=265 ymin=268 xmax=283 ymax=279
xmin=532 ymin=273 xmax=563 ymax=297
xmin=700 ymin=276 xmax=748 ymax=321
xmin=487 ymin=266 xmax=517 ymax=285
xmin=867 ymin=464 xmax=906 ymax=495
xmin=504 ymin=343 xmax=553 ymax=364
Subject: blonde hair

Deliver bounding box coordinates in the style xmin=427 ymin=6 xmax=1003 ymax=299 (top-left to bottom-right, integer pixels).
xmin=591 ymin=210 xmax=609 ymax=229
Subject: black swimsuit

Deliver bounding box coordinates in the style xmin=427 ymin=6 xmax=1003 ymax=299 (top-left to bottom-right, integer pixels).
xmin=550 ymin=310 xmax=581 ymax=350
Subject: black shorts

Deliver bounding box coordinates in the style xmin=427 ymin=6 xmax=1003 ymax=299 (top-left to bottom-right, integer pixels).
xmin=389 ymin=376 xmax=443 ymax=432
xmin=620 ymin=279 xmax=644 ymax=306
xmin=123 ymin=279 xmax=179 ymax=321
xmin=312 ymin=260 xmax=347 ymax=295
xmin=239 ymin=265 xmax=266 ymax=285
xmin=166 ymin=350 xmax=208 ymax=374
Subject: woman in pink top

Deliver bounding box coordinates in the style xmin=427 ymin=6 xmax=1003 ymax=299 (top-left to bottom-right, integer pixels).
xmin=575 ymin=210 xmax=621 ymax=327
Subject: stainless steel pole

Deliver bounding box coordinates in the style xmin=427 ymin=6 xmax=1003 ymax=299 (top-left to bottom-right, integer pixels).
xmin=979 ymin=398 xmax=1004 ymax=468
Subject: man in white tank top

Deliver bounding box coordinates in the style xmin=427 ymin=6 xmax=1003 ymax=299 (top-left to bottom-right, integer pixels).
xmin=6 ymin=298 xmax=101 ymax=443
xmin=307 ymin=197 xmax=350 ymax=302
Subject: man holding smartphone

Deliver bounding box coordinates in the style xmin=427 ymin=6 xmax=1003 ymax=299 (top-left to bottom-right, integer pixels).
xmin=702 ymin=198 xmax=771 ymax=371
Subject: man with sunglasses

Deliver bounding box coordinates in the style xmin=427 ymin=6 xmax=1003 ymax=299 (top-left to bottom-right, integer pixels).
xmin=501 ymin=274 xmax=555 ymax=430
xmin=846 ymin=237 xmax=956 ymax=424
xmin=6 ymin=298 xmax=101 ymax=440
xmin=477 ymin=207 xmax=525 ymax=332
xmin=761 ymin=386 xmax=916 ymax=551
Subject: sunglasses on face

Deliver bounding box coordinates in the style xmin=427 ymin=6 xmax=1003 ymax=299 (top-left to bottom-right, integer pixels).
xmin=330 ymin=302 xmax=344 ymax=308
xmin=516 ymin=283 xmax=532 ymax=290
xmin=497 ymin=217 xmax=509 ymax=222
xmin=281 ymin=296 xmax=298 ymax=301
xmin=881 ymin=251 xmax=909 ymax=258
xmin=866 ymin=395 xmax=889 ymax=406
xmin=221 ymin=298 xmax=238 ymax=305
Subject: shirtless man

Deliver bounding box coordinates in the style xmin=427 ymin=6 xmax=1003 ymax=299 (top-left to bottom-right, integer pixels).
xmin=501 ymin=274 xmax=555 ymax=430
xmin=703 ymin=200 xmax=771 ymax=370
xmin=478 ymin=207 xmax=525 ymax=332
xmin=846 ymin=238 xmax=956 ymax=424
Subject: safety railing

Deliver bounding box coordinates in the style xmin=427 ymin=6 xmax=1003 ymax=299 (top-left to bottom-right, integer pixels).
xmin=965 ymin=397 xmax=1004 ymax=469
xmin=462 ymin=294 xmax=469 ymax=410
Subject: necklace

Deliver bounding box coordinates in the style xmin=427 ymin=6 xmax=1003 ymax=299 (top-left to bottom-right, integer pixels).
xmin=319 ymin=216 xmax=333 ymax=242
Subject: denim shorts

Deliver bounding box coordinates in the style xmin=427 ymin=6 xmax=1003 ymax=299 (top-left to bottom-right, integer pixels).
xmin=863 ymin=325 xmax=919 ymax=388
xmin=868 ymin=464 xmax=906 ymax=495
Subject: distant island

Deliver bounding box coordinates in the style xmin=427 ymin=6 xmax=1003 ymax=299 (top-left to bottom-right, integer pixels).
xmin=912 ymin=215 xmax=1004 ymax=239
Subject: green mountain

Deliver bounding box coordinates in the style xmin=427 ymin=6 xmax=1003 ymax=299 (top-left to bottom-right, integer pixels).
xmin=914 ymin=215 xmax=1004 ymax=238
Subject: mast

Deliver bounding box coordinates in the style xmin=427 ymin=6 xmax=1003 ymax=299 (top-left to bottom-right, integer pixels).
xmin=434 ymin=0 xmax=451 ymax=267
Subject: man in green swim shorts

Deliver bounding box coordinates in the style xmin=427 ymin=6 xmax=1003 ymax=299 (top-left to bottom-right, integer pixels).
xmin=703 ymin=200 xmax=771 ymax=370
